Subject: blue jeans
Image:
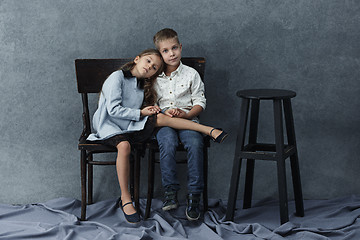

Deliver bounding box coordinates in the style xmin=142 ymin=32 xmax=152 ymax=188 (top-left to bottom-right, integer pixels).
xmin=156 ymin=127 xmax=204 ymax=194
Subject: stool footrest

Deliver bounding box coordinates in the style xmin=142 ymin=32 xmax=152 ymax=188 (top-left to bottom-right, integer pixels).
xmin=239 ymin=143 xmax=296 ymax=161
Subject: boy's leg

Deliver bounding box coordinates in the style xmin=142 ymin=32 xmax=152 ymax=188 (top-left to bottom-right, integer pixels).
xmin=156 ymin=127 xmax=180 ymax=210
xmin=179 ymin=130 xmax=204 ymax=220
xmin=178 ymin=130 xmax=204 ymax=193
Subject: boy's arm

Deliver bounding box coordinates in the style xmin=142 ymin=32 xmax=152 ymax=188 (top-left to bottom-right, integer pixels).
xmin=190 ymin=71 xmax=206 ymax=113
xmin=184 ymin=105 xmax=203 ymax=119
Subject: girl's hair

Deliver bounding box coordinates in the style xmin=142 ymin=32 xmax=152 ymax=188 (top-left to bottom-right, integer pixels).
xmin=121 ymin=49 xmax=164 ymax=106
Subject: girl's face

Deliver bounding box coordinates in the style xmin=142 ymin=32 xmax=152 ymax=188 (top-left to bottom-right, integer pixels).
xmin=131 ymin=54 xmax=162 ymax=79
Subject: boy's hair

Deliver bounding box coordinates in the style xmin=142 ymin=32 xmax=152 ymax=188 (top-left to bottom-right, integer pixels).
xmin=153 ymin=28 xmax=180 ymax=49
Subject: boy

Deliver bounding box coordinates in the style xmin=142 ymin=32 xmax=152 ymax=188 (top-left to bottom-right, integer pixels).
xmin=153 ymin=28 xmax=206 ymax=221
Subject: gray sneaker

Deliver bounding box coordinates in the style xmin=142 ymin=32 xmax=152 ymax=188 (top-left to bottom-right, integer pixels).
xmin=162 ymin=191 xmax=179 ymax=211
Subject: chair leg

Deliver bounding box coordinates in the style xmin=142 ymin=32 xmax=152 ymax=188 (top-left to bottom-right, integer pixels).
xmin=283 ymin=99 xmax=304 ymax=217
xmin=273 ymin=99 xmax=289 ymax=224
xmin=225 ymin=98 xmax=250 ymax=221
xmin=80 ymin=150 xmax=87 ymax=221
xmin=134 ymin=148 xmax=141 ymax=214
xmin=145 ymin=148 xmax=155 ymax=219
xmin=203 ymin=144 xmax=208 ymax=212
xmin=87 ymin=154 xmax=93 ymax=205
xmin=129 ymin=152 xmax=135 ymax=200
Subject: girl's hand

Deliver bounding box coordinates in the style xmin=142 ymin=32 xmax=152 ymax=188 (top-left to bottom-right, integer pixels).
xmin=141 ymin=106 xmax=161 ymax=116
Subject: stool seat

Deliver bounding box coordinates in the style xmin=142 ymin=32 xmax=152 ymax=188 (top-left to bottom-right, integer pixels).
xmin=237 ymin=89 xmax=296 ymax=100
xmin=226 ymin=88 xmax=304 ymax=225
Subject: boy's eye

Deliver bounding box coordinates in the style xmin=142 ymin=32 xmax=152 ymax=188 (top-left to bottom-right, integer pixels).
xmin=172 ymin=46 xmax=178 ymax=50
xmin=162 ymin=49 xmax=168 ymax=53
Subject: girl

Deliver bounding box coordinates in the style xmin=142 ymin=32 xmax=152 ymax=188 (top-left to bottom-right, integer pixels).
xmin=87 ymin=49 xmax=227 ymax=223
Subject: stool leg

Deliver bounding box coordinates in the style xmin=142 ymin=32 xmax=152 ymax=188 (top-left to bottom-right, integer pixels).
xmin=243 ymin=99 xmax=260 ymax=209
xmin=273 ymin=99 xmax=289 ymax=224
xmin=226 ymin=99 xmax=249 ymax=221
xmin=283 ymin=99 xmax=304 ymax=217
xmin=145 ymin=148 xmax=155 ymax=219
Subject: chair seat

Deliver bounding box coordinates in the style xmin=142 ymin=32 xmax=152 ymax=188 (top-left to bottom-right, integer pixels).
xmin=78 ymin=142 xmax=116 ymax=152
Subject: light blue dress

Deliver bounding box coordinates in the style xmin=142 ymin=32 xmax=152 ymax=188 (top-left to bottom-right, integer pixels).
xmin=87 ymin=70 xmax=148 ymax=141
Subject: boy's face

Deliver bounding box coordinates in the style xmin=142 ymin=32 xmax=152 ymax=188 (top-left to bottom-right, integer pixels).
xmin=157 ymin=38 xmax=182 ymax=68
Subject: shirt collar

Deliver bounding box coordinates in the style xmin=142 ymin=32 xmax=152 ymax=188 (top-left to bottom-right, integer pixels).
xmin=159 ymin=61 xmax=183 ymax=78
xmin=123 ymin=70 xmax=134 ymax=78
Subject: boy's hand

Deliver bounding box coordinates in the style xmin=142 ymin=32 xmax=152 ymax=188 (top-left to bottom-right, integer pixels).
xmin=141 ymin=106 xmax=161 ymax=116
xmin=164 ymin=108 xmax=188 ymax=119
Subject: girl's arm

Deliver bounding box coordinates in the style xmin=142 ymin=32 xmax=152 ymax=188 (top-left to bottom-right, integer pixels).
xmin=102 ymin=71 xmax=142 ymax=121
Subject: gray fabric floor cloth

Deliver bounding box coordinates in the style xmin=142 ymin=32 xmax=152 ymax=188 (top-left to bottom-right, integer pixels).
xmin=1 ymin=195 xmax=360 ymax=239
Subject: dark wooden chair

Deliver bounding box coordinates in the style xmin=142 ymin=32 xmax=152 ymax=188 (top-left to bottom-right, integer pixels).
xmin=144 ymin=57 xmax=210 ymax=219
xmin=75 ymin=59 xmax=144 ymax=221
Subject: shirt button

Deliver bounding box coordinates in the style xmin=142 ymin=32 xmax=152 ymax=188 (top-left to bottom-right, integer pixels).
xmin=170 ymin=102 xmax=173 ymax=105
xmin=170 ymin=91 xmax=172 ymax=94
xmin=170 ymin=78 xmax=172 ymax=80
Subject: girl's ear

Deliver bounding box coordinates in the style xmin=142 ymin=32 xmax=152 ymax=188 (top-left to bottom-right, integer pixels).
xmin=133 ymin=56 xmax=140 ymax=64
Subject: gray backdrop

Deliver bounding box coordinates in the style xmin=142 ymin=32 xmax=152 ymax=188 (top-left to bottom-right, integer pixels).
xmin=1 ymin=0 xmax=359 ymax=204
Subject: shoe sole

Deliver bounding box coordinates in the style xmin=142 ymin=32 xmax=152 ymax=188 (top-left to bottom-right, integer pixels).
xmin=185 ymin=209 xmax=200 ymax=221
xmin=162 ymin=203 xmax=179 ymax=211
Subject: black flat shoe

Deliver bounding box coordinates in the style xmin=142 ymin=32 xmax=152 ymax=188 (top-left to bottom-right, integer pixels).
xmin=120 ymin=200 xmax=141 ymax=223
xmin=210 ymin=128 xmax=228 ymax=143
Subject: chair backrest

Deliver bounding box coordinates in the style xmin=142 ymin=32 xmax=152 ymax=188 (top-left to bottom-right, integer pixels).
xmin=75 ymin=57 xmax=206 ymax=141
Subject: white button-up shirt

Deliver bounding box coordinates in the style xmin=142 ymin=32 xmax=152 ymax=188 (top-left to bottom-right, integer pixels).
xmin=154 ymin=62 xmax=206 ymax=117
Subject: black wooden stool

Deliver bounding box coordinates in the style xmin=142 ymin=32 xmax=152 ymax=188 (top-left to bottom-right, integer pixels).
xmin=225 ymin=89 xmax=304 ymax=224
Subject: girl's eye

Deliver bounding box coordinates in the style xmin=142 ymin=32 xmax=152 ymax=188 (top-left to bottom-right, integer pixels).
xmin=153 ymin=66 xmax=157 ymax=70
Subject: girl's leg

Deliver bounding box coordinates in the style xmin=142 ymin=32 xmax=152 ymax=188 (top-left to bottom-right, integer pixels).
xmin=155 ymin=113 xmax=225 ymax=140
xmin=116 ymin=141 xmax=136 ymax=215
